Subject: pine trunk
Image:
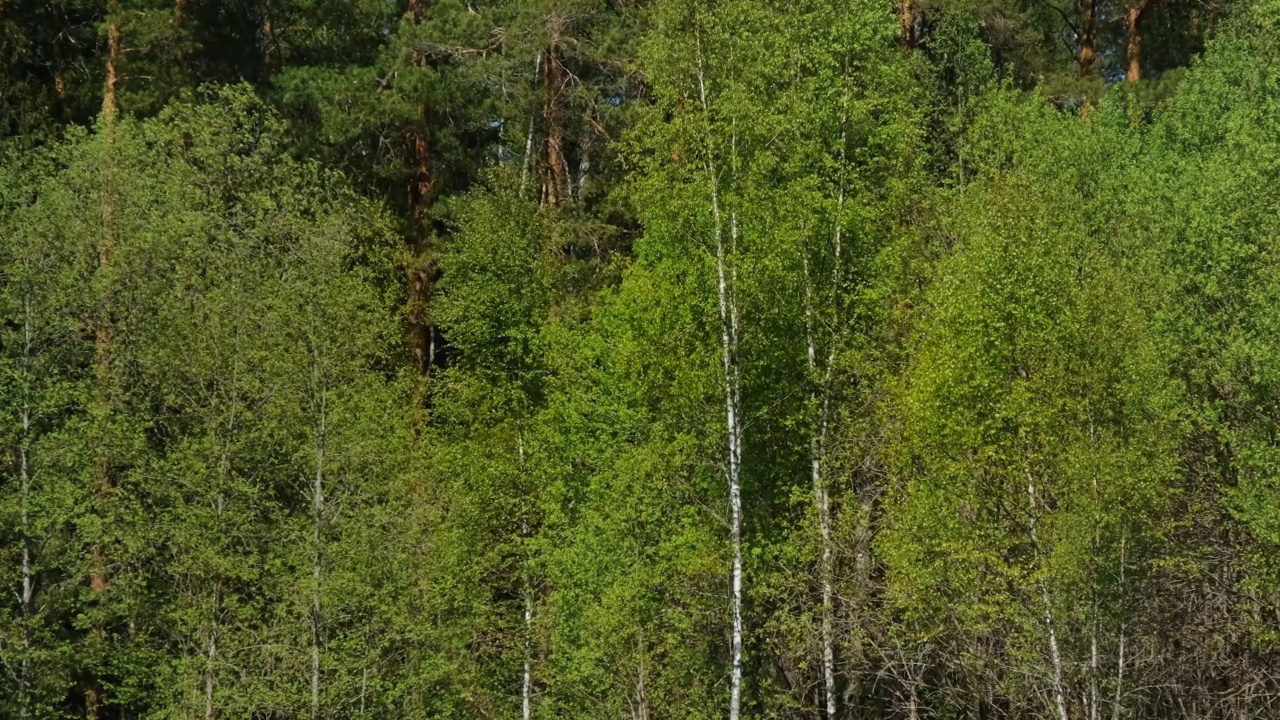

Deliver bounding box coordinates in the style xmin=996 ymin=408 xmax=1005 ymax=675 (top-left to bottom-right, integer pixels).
xmin=542 ymin=40 xmax=569 ymax=207
xmin=900 ymin=0 xmax=915 ymax=48
xmin=88 ymin=10 xmax=122 ymax=714
xmin=174 ymin=0 xmax=188 ymax=66
xmin=1079 ymin=0 xmax=1097 ymax=76
xmin=407 ymin=0 xmax=436 ymax=375
xmin=1125 ymin=4 xmax=1144 ymax=82
xmin=52 ymin=8 xmax=67 ymax=97
xmin=262 ymin=0 xmax=278 ymax=77
xmin=102 ymin=1 xmax=120 ymax=125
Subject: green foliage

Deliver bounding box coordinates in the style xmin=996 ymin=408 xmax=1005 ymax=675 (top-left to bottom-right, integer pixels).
xmin=0 ymin=86 xmax=423 ymax=718
xmin=881 ymin=90 xmax=1185 ymax=711
xmin=4 ymin=0 xmax=1280 ymax=718
xmin=1139 ymin=0 xmax=1280 ymax=634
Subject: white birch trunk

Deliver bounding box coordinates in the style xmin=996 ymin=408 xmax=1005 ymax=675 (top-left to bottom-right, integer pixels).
xmin=523 ymin=590 xmax=533 ymax=720
xmin=1041 ymin=583 xmax=1069 ymax=720
xmin=519 ymin=435 xmax=534 ymax=720
xmin=520 ymin=54 xmax=542 ymax=195
xmin=696 ymin=36 xmax=745 ymax=720
xmin=1090 ymin=471 xmax=1101 ymax=720
xmin=633 ymin=628 xmax=650 ymax=720
xmin=721 ymin=197 xmax=744 ymax=720
xmin=576 ymin=135 xmax=591 ymax=203
xmin=205 ymin=314 xmax=247 ymax=720
xmin=311 ymin=384 xmax=326 ymax=720
xmin=204 ymin=577 xmax=220 ymax=720
xmin=360 ymin=665 xmax=368 ymax=716
xmin=1026 ymin=471 xmax=1069 ymax=720
xmin=205 ymin=456 xmax=227 ymax=720
xmin=816 ymin=425 xmax=835 ymax=720
xmin=814 ymin=107 xmax=848 ymax=718
xmin=1090 ymin=600 xmax=1099 ymax=720
xmin=803 ymin=252 xmax=837 ymax=720
xmin=1112 ymin=532 xmax=1127 ymax=720
xmin=723 ymin=207 xmax=744 ymax=712
xmin=18 ymin=293 xmax=33 ymax=719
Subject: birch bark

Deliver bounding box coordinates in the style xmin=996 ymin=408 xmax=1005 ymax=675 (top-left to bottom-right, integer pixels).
xmin=18 ymin=293 xmax=33 ymax=719
xmin=522 ymin=591 xmax=533 ymax=720
xmin=1026 ymin=470 xmax=1070 ymax=720
xmin=204 ymin=485 xmax=224 ymax=719
xmin=519 ymin=435 xmax=533 ymax=720
xmin=803 ymin=93 xmax=847 ymax=711
xmin=804 ymin=247 xmax=838 ymax=719
xmin=521 ymin=54 xmax=542 ymax=195
xmin=310 ymin=373 xmax=327 ymax=719
xmin=205 ymin=317 xmax=246 ymax=720
xmin=696 ymin=31 xmax=744 ymax=720
xmin=1090 ymin=468 xmax=1101 ymax=720
xmin=204 ymin=578 xmax=219 ymax=720
xmin=1112 ymin=533 xmax=1127 ymax=720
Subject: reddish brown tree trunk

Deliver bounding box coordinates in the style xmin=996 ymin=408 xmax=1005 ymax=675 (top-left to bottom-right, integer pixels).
xmin=406 ymin=0 xmax=437 ymax=374
xmin=52 ymin=6 xmax=67 ymax=97
xmin=262 ymin=0 xmax=278 ymax=77
xmin=541 ymin=38 xmax=569 ymax=207
xmin=900 ymin=0 xmax=915 ymax=49
xmin=1126 ymin=3 xmax=1145 ymax=82
xmin=102 ymin=1 xmax=120 ymax=124
xmin=408 ymin=122 xmax=435 ymax=373
xmin=87 ymin=10 xmax=122 ymax=715
xmin=92 ymin=0 xmax=120 ymax=595
xmin=1079 ymin=0 xmax=1097 ymax=76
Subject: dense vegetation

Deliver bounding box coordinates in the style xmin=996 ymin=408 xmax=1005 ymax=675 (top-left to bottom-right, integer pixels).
xmin=3 ymin=0 xmax=1280 ymax=717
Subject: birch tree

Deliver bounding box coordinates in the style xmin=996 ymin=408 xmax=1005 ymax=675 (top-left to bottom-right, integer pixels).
xmin=0 ymin=153 xmax=94 ymax=718
xmin=433 ymin=173 xmax=557 ymax=717
xmin=880 ymin=88 xmax=1182 ymax=718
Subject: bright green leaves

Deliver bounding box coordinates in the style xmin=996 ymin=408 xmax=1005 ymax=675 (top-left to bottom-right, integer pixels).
xmin=438 ymin=175 xmax=553 ymax=404
xmin=1139 ymin=0 xmax=1280 ymax=619
xmin=582 ymin=0 xmax=929 ymax=716
xmin=881 ymin=88 xmax=1184 ymax=713
xmin=8 ymin=0 xmax=1280 ymax=717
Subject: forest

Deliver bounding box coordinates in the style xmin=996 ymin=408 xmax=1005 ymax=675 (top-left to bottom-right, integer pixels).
xmin=2 ymin=0 xmax=1280 ymax=717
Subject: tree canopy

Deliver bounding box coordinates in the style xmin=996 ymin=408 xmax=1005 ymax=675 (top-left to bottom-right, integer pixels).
xmin=3 ymin=0 xmax=1280 ymax=717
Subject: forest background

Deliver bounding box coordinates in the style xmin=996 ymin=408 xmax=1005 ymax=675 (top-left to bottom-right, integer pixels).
xmin=3 ymin=0 xmax=1280 ymax=717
